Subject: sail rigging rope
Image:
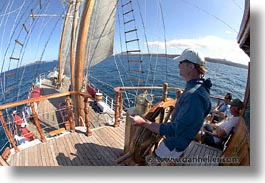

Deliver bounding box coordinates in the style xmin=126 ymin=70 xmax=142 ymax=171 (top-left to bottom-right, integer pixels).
xmin=136 ymin=0 xmax=154 ymax=88
xmin=158 ymin=0 xmax=168 ymax=83
xmin=121 ymin=0 xmax=144 ymax=89
xmin=116 ymin=1 xmax=136 ymax=90
xmin=113 ymin=54 xmax=132 ymax=107
xmin=0 ymin=0 xmax=24 ymax=18
xmin=0 ymin=0 xmax=36 ymax=103
xmin=0 ymin=0 xmax=28 ymax=75
xmin=7 ymin=2 xmax=50 ymax=102
xmin=0 ymin=1 xmax=66 ymax=105
xmin=17 ymin=12 xmax=46 ymax=103
xmin=181 ymin=0 xmax=239 ymax=34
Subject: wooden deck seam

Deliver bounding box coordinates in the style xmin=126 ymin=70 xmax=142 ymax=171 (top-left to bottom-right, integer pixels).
xmin=84 ymin=132 xmax=114 ymax=166
xmin=71 ymin=133 xmax=94 ymax=166
xmin=75 ymin=133 xmax=101 ymax=166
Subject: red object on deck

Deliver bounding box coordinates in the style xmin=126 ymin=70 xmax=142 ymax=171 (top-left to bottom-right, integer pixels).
xmin=29 ymin=86 xmax=41 ymax=105
xmin=21 ymin=127 xmax=31 ymax=141
xmin=14 ymin=114 xmax=23 ymax=126
xmin=87 ymin=84 xmax=96 ymax=98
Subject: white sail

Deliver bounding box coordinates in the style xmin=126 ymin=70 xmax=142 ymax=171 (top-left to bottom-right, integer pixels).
xmin=61 ymin=0 xmax=117 ymax=78
xmin=84 ymin=0 xmax=117 ymax=70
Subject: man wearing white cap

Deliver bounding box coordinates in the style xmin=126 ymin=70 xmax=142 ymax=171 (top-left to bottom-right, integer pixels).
xmin=129 ymin=48 xmax=212 ymax=164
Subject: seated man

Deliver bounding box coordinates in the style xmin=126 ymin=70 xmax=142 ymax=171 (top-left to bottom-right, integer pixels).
xmin=207 ymin=92 xmax=232 ymax=123
xmin=196 ymin=98 xmax=243 ymax=149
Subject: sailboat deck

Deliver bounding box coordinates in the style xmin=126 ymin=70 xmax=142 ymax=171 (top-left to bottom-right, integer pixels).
xmin=7 ymin=123 xmax=126 ymax=166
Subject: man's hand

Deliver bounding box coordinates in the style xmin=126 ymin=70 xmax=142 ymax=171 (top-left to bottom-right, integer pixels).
xmin=128 ymin=115 xmax=160 ymax=134
xmin=129 ymin=115 xmax=146 ymax=126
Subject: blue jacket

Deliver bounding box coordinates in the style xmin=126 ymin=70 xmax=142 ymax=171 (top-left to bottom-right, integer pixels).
xmin=159 ymin=78 xmax=212 ymax=152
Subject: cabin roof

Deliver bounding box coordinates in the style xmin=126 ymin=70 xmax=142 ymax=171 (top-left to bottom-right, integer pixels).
xmin=237 ymin=0 xmax=250 ymax=56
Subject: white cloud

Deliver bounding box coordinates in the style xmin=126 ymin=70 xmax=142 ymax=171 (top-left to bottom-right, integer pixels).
xmin=147 ymin=35 xmax=250 ymax=65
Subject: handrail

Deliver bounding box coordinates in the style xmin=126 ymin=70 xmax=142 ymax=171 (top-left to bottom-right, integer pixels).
xmin=209 ymin=95 xmax=225 ymax=108
xmin=0 ymin=91 xmax=92 ymax=111
xmin=0 ymin=83 xmax=229 ymax=160
xmin=0 ymin=91 xmax=94 ymax=156
xmin=113 ymin=84 xmax=183 ymax=127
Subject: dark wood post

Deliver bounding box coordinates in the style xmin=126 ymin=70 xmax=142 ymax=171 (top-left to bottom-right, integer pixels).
xmin=84 ymin=97 xmax=92 ymax=136
xmin=66 ymin=95 xmax=75 ymax=132
xmin=0 ymin=111 xmax=19 ymax=153
xmin=118 ymin=92 xmax=123 ymax=120
xmin=30 ymin=102 xmax=46 ymax=142
xmin=161 ymin=83 xmax=168 ymax=102
xmin=114 ymin=91 xmax=120 ymax=127
xmin=176 ymin=88 xmax=182 ymax=100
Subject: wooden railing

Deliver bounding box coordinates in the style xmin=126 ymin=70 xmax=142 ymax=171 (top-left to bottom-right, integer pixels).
xmin=209 ymin=95 xmax=225 ymax=107
xmin=0 ymin=91 xmax=93 ymax=157
xmin=0 ymin=83 xmax=183 ymax=161
xmin=0 ymin=83 xmax=250 ymax=166
xmin=113 ymin=83 xmax=183 ymax=127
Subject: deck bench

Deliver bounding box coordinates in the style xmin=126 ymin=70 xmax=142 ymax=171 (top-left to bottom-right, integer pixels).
xmin=177 ymin=117 xmax=250 ymax=166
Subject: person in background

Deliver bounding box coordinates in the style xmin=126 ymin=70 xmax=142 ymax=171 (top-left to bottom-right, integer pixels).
xmin=13 ymin=110 xmax=23 ymax=136
xmin=207 ymin=92 xmax=232 ymax=123
xmin=196 ymin=98 xmax=243 ymax=149
xmin=24 ymin=104 xmax=33 ymax=124
xmin=20 ymin=123 xmax=33 ymax=141
xmin=129 ymin=48 xmax=212 ymax=164
xmin=21 ymin=106 xmax=29 ymax=125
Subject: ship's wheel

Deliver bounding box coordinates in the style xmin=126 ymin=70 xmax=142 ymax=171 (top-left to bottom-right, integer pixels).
xmin=117 ymin=98 xmax=176 ymax=165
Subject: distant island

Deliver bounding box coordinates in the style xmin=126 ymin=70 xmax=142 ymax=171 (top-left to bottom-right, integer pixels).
xmin=25 ymin=60 xmax=47 ymax=66
xmin=117 ymin=53 xmax=248 ymax=69
xmin=28 ymin=54 xmax=248 ymax=70
xmin=204 ymin=57 xmax=248 ymax=69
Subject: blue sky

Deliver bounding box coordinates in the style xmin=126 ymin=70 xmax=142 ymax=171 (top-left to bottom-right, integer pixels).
xmin=0 ymin=0 xmax=249 ymax=72
xmin=114 ymin=0 xmax=249 ymax=65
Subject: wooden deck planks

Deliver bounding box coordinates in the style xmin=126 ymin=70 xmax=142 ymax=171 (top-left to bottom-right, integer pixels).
xmin=92 ymin=129 xmax=121 ymax=165
xmin=70 ymin=133 xmax=93 ymax=166
xmin=181 ymin=141 xmax=223 ymax=166
xmin=49 ymin=139 xmax=59 ymax=166
xmin=42 ymin=141 xmax=51 ymax=166
xmin=64 ymin=133 xmax=82 ymax=165
xmin=85 ymin=131 xmax=114 ymax=166
xmin=6 ymin=123 xmax=130 ymax=166
xmin=6 ymin=122 xmax=226 ymax=166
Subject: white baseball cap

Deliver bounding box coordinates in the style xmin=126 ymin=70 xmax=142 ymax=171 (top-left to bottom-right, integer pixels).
xmin=174 ymin=48 xmax=207 ymax=73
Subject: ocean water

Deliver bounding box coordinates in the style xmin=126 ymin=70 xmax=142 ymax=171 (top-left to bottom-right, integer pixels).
xmin=0 ymin=56 xmax=248 ymax=154
xmin=89 ymin=56 xmax=248 ymax=106
xmin=0 ymin=62 xmax=57 ymax=153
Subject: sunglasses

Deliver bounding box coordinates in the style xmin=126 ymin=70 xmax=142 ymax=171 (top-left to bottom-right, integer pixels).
xmin=179 ymin=60 xmax=192 ymax=64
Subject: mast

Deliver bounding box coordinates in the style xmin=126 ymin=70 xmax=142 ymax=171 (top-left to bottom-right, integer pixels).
xmin=70 ymin=0 xmax=81 ymax=90
xmin=58 ymin=1 xmax=73 ymax=86
xmin=74 ymin=0 xmax=95 ymax=125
